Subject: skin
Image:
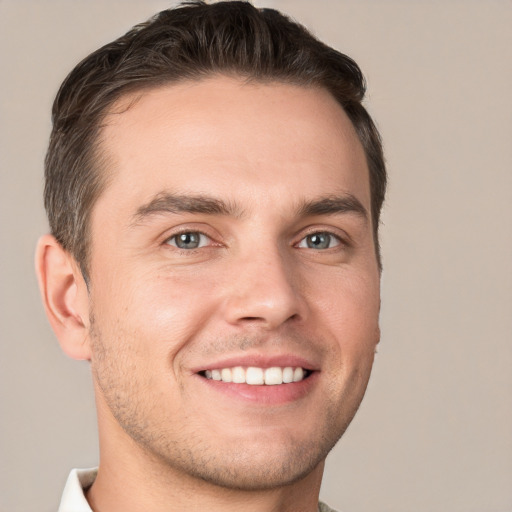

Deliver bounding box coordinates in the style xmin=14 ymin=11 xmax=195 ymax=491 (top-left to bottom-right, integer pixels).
xmin=36 ymin=76 xmax=380 ymax=512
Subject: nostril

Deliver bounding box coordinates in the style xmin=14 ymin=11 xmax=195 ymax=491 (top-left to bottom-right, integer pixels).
xmin=223 ymin=277 xmax=304 ymax=328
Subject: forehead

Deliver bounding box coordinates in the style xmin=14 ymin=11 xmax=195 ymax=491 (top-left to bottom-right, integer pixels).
xmin=94 ymin=76 xmax=370 ymax=220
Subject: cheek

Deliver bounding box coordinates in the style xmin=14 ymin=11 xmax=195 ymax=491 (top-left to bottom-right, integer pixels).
xmin=311 ymin=267 xmax=380 ymax=337
xmin=309 ymin=267 xmax=380 ymax=388
xmin=90 ymin=265 xmax=221 ymax=360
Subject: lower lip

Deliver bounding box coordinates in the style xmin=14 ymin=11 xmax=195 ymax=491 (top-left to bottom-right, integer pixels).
xmin=196 ymin=372 xmax=319 ymax=405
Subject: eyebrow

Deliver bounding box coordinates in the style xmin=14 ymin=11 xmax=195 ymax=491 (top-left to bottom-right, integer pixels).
xmin=132 ymin=191 xmax=368 ymax=226
xmin=132 ymin=192 xmax=244 ymax=225
xmin=297 ymin=194 xmax=368 ymax=222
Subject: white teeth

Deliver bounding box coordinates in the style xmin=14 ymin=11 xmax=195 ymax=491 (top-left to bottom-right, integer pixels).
xmin=232 ymin=366 xmax=245 ymax=383
xmin=246 ymin=367 xmax=264 ymax=385
xmin=203 ymin=366 xmax=308 ymax=385
xmin=221 ymin=368 xmax=232 ymax=382
xmin=264 ymin=367 xmax=282 ymax=385
xmin=282 ymin=367 xmax=294 ymax=383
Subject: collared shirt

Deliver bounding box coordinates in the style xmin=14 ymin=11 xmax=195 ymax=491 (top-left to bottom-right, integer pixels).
xmin=58 ymin=468 xmax=339 ymax=512
xmin=58 ymin=468 xmax=97 ymax=512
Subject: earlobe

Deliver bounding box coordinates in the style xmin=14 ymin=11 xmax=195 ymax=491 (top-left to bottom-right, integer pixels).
xmin=35 ymin=234 xmax=92 ymax=360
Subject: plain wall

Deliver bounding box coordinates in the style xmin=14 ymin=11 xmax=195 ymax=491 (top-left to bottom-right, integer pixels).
xmin=0 ymin=1 xmax=511 ymax=511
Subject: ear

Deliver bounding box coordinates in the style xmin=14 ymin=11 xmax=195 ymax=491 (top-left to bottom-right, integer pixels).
xmin=35 ymin=234 xmax=92 ymax=360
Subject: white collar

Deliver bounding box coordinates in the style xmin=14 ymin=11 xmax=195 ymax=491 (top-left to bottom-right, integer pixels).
xmin=58 ymin=468 xmax=97 ymax=512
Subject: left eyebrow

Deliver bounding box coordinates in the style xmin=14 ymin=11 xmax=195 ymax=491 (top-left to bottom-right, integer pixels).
xmin=131 ymin=192 xmax=244 ymax=225
xmin=297 ymin=194 xmax=369 ymax=222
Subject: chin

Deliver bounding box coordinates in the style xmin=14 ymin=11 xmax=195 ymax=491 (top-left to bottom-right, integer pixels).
xmin=171 ymin=443 xmax=326 ymax=491
xmin=145 ymin=422 xmax=345 ymax=492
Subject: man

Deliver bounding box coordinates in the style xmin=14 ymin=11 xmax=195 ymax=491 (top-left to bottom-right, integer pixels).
xmin=36 ymin=1 xmax=386 ymax=511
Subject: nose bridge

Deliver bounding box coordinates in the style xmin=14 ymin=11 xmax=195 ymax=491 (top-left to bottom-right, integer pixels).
xmin=223 ymin=241 xmax=304 ymax=328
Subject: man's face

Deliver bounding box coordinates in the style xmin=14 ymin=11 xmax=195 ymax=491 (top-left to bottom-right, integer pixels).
xmin=86 ymin=76 xmax=380 ymax=489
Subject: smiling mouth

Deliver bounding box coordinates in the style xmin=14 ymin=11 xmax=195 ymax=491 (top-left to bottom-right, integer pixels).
xmin=198 ymin=366 xmax=312 ymax=385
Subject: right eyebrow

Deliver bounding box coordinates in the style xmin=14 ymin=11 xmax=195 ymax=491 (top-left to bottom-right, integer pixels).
xmin=297 ymin=194 xmax=369 ymax=222
xmin=131 ymin=192 xmax=245 ymax=226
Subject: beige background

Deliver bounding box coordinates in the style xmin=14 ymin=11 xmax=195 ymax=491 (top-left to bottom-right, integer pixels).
xmin=1 ymin=1 xmax=511 ymax=511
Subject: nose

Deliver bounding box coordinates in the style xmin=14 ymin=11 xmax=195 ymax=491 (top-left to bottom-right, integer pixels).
xmin=221 ymin=246 xmax=306 ymax=329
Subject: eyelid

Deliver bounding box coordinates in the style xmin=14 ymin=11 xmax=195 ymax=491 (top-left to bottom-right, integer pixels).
xmin=161 ymin=225 xmax=220 ymax=249
xmin=294 ymin=226 xmax=351 ymax=248
xmin=296 ymin=232 xmax=341 ymax=249
xmin=165 ymin=231 xmax=211 ymax=249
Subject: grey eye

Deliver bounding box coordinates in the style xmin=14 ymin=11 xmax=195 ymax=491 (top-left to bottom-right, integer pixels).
xmin=298 ymin=232 xmax=340 ymax=250
xmin=167 ymin=232 xmax=209 ymax=249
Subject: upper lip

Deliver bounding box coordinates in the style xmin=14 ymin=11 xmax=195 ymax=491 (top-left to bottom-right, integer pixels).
xmin=190 ymin=353 xmax=320 ymax=374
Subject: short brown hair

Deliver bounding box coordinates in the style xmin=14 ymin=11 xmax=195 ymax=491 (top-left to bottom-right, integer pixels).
xmin=45 ymin=0 xmax=386 ymax=281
